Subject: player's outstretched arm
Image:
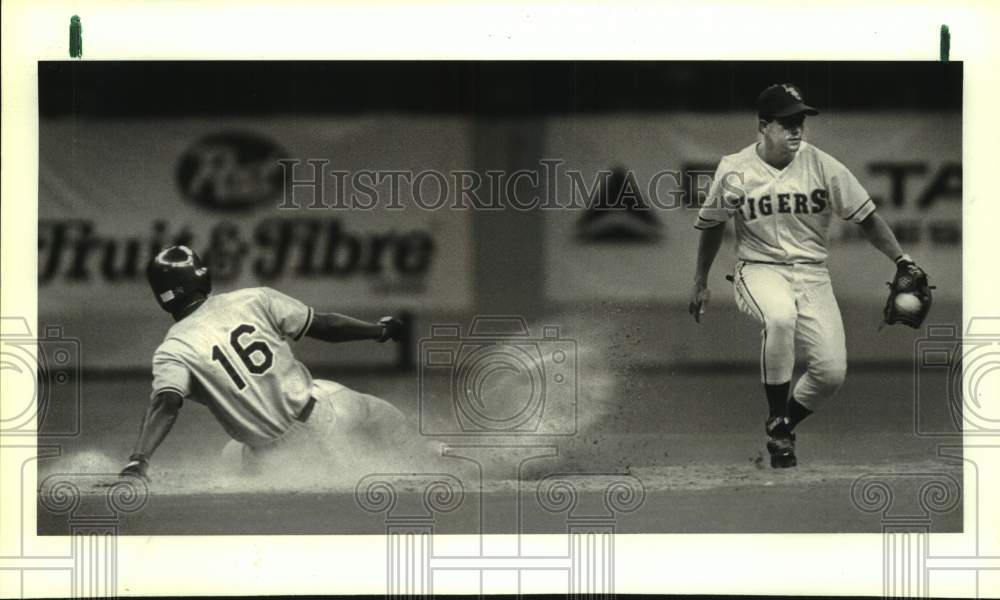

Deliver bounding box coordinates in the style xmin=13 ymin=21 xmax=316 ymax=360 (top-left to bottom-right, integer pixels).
xmin=120 ymin=390 xmax=184 ymax=481
xmin=689 ymin=225 xmax=726 ymax=323
xmin=857 ymin=210 xmax=906 ymax=263
xmin=306 ymin=313 xmax=404 ymax=343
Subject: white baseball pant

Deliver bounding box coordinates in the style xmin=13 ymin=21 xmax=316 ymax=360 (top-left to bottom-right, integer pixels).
xmin=222 ymin=379 xmax=413 ymax=472
xmin=732 ymin=260 xmax=847 ymax=410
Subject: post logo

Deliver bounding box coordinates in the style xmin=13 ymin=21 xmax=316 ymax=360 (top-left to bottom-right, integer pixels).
xmin=176 ymin=131 xmax=288 ymax=212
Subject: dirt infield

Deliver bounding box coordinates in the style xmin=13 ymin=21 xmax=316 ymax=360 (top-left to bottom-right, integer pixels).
xmin=39 ymin=454 xmax=960 ymax=535
xmin=36 ymin=370 xmax=963 ymax=535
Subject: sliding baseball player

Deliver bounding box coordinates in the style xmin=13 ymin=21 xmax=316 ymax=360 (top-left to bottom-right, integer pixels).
xmin=120 ymin=245 xmax=412 ymax=481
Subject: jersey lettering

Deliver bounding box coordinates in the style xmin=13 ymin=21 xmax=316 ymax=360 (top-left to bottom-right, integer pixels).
xmin=211 ymin=323 xmax=276 ymax=391
xmin=151 ymin=288 xmax=315 ymax=446
xmin=794 ymin=193 xmax=808 ymax=213
xmin=211 ymin=345 xmax=247 ymax=390
xmin=810 ymin=188 xmax=828 ymax=213
xmin=231 ymin=324 xmax=275 ymax=375
xmin=739 ymin=188 xmax=829 ymax=222
xmin=696 ymin=142 xmax=873 ymax=264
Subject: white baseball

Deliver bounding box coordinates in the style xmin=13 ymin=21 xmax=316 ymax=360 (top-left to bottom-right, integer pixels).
xmin=894 ymin=292 xmax=922 ymax=313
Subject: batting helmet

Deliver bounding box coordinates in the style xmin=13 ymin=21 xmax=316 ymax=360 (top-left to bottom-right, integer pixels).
xmin=146 ymin=245 xmax=212 ymax=314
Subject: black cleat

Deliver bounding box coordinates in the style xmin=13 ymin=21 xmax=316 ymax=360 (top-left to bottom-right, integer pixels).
xmin=765 ymin=416 xmax=797 ymax=469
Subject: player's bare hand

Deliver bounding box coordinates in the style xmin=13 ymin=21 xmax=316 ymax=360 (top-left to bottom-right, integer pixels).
xmin=688 ymin=281 xmax=711 ymax=323
xmin=377 ymin=316 xmax=404 ymax=343
xmin=119 ymin=454 xmax=150 ymax=483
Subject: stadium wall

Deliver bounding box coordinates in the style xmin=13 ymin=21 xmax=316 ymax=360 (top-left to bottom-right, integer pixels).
xmin=38 ymin=111 xmax=960 ymax=371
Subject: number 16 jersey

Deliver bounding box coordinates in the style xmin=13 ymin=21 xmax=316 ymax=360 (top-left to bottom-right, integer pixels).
xmin=150 ymin=287 xmax=316 ymax=446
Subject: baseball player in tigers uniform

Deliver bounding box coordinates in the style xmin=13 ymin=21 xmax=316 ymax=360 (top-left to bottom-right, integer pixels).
xmin=689 ymin=83 xmax=928 ymax=468
xmin=119 ymin=245 xmax=410 ymax=481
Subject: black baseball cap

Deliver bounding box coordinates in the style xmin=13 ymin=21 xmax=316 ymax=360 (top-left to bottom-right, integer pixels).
xmin=757 ymin=83 xmax=819 ymax=119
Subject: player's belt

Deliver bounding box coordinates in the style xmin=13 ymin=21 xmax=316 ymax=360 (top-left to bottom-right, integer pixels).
xmin=741 ymin=259 xmax=825 ymax=266
xmin=295 ymin=396 xmax=317 ymax=423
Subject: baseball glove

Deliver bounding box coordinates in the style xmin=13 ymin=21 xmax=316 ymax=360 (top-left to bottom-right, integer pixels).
xmin=377 ymin=316 xmax=405 ymax=342
xmin=882 ymin=259 xmax=934 ymax=329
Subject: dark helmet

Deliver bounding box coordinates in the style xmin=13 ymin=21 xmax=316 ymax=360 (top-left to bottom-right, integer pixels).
xmin=146 ymin=245 xmax=212 ymax=314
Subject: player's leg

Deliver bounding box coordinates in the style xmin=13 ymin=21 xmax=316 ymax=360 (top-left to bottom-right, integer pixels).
xmin=345 ymin=392 xmax=409 ymax=439
xmin=220 ymin=438 xmax=266 ymax=475
xmin=733 ymin=262 xmax=799 ymax=468
xmin=791 ymin=267 xmax=848 ymax=426
xmin=733 ymin=263 xmax=798 ymax=389
xmin=309 ymin=379 xmax=443 ymax=468
xmin=220 ymin=439 xmax=244 ymax=470
xmin=344 ymin=391 xmax=445 ymax=459
xmin=310 ymin=380 xmax=408 ymax=435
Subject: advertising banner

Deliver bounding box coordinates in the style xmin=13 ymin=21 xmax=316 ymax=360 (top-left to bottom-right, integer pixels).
xmin=39 ymin=116 xmax=475 ymax=368
xmin=39 ymin=116 xmax=475 ymax=316
xmin=542 ymin=112 xmax=961 ymax=304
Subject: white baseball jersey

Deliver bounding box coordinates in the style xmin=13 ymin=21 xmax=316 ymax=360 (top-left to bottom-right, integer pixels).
xmin=150 ymin=287 xmax=316 ymax=446
xmin=695 ymin=142 xmax=875 ymax=263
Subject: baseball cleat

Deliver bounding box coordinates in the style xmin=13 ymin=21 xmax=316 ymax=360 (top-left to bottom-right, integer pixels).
xmin=765 ymin=416 xmax=797 ymax=469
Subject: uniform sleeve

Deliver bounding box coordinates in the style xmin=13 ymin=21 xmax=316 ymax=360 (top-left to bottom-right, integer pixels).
xmin=260 ymin=287 xmax=314 ymax=341
xmin=150 ymin=348 xmax=191 ymax=401
xmin=695 ymin=157 xmax=741 ymax=230
xmin=828 ymin=158 xmax=875 ymax=223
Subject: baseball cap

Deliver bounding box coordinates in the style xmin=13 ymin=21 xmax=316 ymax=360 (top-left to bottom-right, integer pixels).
xmin=757 ymin=83 xmax=819 ymax=119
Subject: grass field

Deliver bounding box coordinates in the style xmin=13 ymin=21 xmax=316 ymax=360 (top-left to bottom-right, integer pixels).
xmin=36 ymin=365 xmax=963 ymax=535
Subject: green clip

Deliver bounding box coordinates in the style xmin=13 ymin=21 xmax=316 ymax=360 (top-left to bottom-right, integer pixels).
xmin=940 ymin=24 xmax=950 ymax=62
xmin=70 ymin=15 xmax=82 ymax=59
